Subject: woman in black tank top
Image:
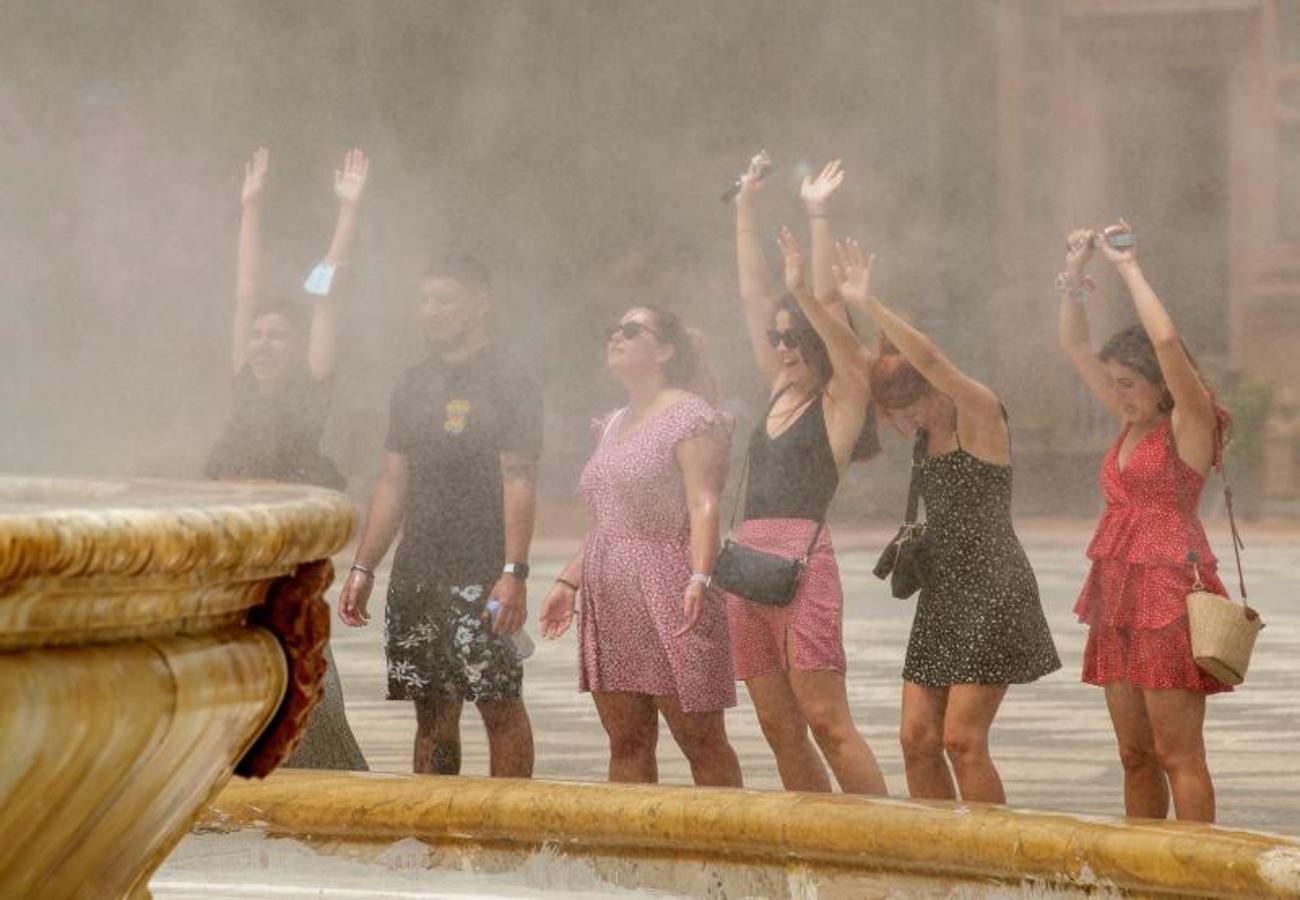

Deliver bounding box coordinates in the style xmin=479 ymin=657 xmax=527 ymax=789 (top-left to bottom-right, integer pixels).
xmin=729 ymin=155 xmax=887 ymax=795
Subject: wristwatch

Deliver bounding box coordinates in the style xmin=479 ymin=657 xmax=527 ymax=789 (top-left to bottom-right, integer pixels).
xmin=503 ymin=562 xmax=530 ymax=580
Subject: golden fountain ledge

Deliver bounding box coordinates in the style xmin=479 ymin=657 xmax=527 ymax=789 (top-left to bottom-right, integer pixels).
xmin=0 ymin=476 xmax=354 ymax=898
xmin=195 ymin=770 xmax=1300 ymax=898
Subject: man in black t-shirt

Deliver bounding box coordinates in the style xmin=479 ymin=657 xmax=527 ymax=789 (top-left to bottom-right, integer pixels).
xmin=339 ymin=252 xmax=540 ymax=777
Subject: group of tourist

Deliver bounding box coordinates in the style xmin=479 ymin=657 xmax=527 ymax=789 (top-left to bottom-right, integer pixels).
xmin=212 ymin=148 xmax=1235 ymax=825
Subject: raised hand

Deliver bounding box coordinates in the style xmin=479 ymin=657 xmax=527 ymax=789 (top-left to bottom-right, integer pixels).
xmin=735 ymin=149 xmax=772 ymax=211
xmin=333 ymin=147 xmax=370 ymax=206
xmin=539 ymin=581 xmax=577 ymax=640
xmin=777 ymin=226 xmax=807 ymax=295
xmin=241 ymin=146 xmax=269 ymax=206
xmin=801 ymin=158 xmax=844 ymax=216
xmin=1064 ymin=228 xmax=1094 ymax=279
xmin=832 ymin=239 xmax=875 ymax=310
xmin=1098 ymin=218 xmax=1137 ymax=267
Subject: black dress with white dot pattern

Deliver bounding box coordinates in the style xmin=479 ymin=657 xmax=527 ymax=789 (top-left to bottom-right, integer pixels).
xmin=902 ymin=433 xmax=1061 ymax=687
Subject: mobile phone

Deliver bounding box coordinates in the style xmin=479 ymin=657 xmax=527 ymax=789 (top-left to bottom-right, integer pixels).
xmin=1092 ymin=231 xmax=1136 ymax=250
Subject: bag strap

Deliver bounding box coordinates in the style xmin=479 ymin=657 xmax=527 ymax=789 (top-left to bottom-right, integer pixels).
xmin=1167 ymin=422 xmax=1247 ymax=598
xmin=727 ymin=383 xmax=827 ymax=563
xmin=902 ymin=428 xmax=929 ymax=526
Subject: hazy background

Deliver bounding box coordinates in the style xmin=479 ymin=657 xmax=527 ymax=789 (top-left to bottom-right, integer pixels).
xmin=0 ymin=0 xmax=1273 ymax=519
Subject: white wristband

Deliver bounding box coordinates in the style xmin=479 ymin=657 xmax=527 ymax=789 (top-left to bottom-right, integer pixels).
xmin=689 ymin=572 xmax=712 ymax=588
xmin=304 ymin=262 xmax=337 ymax=297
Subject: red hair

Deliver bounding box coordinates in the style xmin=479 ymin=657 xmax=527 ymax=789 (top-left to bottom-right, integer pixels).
xmin=868 ymin=336 xmax=932 ymax=412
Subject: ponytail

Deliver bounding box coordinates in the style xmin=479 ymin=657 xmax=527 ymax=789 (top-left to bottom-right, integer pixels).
xmin=643 ymin=306 xmax=720 ymax=407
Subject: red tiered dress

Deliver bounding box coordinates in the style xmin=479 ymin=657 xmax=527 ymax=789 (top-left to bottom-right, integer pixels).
xmin=1074 ymin=418 xmax=1231 ymax=694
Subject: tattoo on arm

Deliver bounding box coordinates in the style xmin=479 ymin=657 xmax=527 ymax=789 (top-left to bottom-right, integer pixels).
xmin=430 ymin=740 xmax=462 ymax=775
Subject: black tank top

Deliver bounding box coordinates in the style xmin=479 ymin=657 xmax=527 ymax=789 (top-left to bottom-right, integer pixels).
xmin=742 ymin=394 xmax=840 ymax=522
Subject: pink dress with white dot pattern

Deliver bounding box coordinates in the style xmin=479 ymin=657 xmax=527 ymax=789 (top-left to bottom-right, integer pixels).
xmin=578 ymin=394 xmax=737 ymax=712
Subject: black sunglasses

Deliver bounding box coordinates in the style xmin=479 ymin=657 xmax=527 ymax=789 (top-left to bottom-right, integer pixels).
xmin=606 ymin=321 xmax=659 ymax=342
xmin=766 ymin=327 xmax=802 ymax=351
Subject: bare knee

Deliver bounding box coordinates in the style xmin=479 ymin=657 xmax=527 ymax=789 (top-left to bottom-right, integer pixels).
xmin=673 ymin=719 xmax=728 ymax=762
xmin=607 ymin=718 xmax=658 ymax=760
xmin=900 ymin=722 xmax=943 ymax=764
xmin=1116 ymin=739 xmax=1160 ymax=775
xmin=478 ymin=698 xmax=529 ymax=734
xmin=803 ymin=700 xmax=855 ymax=748
xmin=756 ymin=707 xmax=809 ymax=751
xmin=941 ymin=728 xmax=988 ymax=768
xmin=1152 ymin=740 xmax=1206 ymax=776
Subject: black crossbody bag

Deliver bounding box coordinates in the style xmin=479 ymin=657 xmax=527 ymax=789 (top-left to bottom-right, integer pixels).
xmin=712 ymin=387 xmax=824 ymax=607
xmin=873 ymin=428 xmax=931 ymax=599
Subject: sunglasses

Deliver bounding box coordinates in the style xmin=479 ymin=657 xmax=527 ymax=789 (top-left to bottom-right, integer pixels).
xmin=606 ymin=320 xmax=659 ymax=342
xmin=766 ymin=327 xmax=802 ymax=351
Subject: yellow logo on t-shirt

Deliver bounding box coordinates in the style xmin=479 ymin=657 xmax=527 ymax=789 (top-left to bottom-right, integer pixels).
xmin=443 ymin=399 xmax=471 ymax=434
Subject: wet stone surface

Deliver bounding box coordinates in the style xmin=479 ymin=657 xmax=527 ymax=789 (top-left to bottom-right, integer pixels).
xmin=328 ymin=524 xmax=1299 ymax=837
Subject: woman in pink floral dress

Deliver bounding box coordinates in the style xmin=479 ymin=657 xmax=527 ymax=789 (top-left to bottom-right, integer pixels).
xmin=539 ymin=306 xmax=742 ymax=787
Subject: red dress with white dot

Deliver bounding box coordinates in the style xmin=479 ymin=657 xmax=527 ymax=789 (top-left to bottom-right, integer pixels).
xmin=1074 ymin=417 xmax=1231 ymax=694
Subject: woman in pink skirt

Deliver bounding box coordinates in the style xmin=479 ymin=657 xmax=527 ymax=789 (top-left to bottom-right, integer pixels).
xmin=539 ymin=306 xmax=742 ymax=787
xmin=724 ymin=154 xmax=887 ymax=794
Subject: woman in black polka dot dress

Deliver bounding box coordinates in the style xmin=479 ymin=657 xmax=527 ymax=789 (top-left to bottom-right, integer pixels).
xmin=834 ymin=240 xmax=1060 ymax=804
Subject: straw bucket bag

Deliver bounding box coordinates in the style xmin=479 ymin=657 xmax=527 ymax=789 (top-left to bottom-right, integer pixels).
xmin=1172 ymin=432 xmax=1263 ymax=686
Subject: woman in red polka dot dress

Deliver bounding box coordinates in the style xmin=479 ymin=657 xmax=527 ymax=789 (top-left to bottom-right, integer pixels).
xmin=1057 ymin=220 xmax=1231 ymax=823
xmin=538 ymin=306 xmax=743 ymax=788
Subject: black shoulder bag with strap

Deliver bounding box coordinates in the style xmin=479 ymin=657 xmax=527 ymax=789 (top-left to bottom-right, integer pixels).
xmin=873 ymin=428 xmax=931 ymax=599
xmin=711 ymin=386 xmax=824 ymax=607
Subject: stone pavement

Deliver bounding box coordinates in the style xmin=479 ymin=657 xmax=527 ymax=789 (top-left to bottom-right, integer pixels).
xmin=327 ymin=520 xmax=1299 ymax=837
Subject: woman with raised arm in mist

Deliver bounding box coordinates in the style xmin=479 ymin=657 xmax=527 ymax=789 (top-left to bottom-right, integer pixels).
xmin=1057 ymin=222 xmax=1232 ymax=822
xmin=207 ymin=146 xmax=370 ymax=771
xmin=834 ymin=238 xmax=1060 ymax=804
xmin=721 ymin=155 xmax=887 ymax=795
xmin=537 ymin=307 xmax=743 ymax=788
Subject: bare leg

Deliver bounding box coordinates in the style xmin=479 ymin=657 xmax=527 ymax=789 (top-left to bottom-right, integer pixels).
xmin=744 ymin=672 xmax=832 ymax=792
xmin=656 ymin=695 xmax=743 ymax=788
xmin=941 ymin=684 xmax=1008 ymax=804
xmin=1104 ymin=682 xmax=1169 ymax=818
xmin=788 ymin=669 xmax=886 ymax=795
xmin=1144 ymin=688 xmax=1213 ymax=822
xmin=476 ymin=697 xmax=534 ymax=778
xmin=593 ymin=691 xmax=659 ymax=783
xmin=900 ymin=681 xmax=955 ymax=800
xmin=413 ymin=696 xmax=463 ymax=775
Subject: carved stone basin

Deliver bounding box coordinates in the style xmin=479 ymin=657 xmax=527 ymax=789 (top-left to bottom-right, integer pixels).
xmin=0 ymin=476 xmax=354 ymax=898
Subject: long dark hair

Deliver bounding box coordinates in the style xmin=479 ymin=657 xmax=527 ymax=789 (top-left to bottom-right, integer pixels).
xmin=1099 ymin=323 xmax=1232 ymax=451
xmin=777 ymin=295 xmax=880 ymax=461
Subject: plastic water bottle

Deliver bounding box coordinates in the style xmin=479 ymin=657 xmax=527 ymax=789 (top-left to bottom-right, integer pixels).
xmin=485 ymin=599 xmax=535 ymax=661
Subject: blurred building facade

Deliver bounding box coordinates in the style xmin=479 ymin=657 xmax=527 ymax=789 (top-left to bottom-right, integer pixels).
xmin=993 ymin=0 xmax=1300 ymax=513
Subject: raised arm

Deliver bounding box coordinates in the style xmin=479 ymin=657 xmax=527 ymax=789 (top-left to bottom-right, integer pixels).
xmin=675 ymin=425 xmax=729 ymax=636
xmin=305 ymin=148 xmax=370 ymax=381
xmin=338 ymin=451 xmax=409 ymax=628
xmin=1101 ymin=222 xmax=1217 ymax=455
xmin=1057 ymin=228 xmax=1122 ymax=418
xmin=801 ymin=158 xmax=846 ymax=310
xmin=777 ymin=227 xmax=870 ymax=399
xmin=734 ymin=151 xmax=782 ymax=382
xmin=232 ymin=147 xmax=268 ymax=374
xmin=835 ymin=239 xmax=1002 ymax=426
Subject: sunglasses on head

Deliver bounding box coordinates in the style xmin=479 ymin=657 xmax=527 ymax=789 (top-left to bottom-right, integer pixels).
xmin=606 ymin=320 xmax=659 ymax=342
xmin=766 ymin=327 xmax=802 ymax=351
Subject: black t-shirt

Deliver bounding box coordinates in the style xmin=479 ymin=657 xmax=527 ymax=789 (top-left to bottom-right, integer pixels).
xmin=205 ymin=366 xmax=345 ymax=490
xmin=385 ymin=344 xmax=543 ymax=584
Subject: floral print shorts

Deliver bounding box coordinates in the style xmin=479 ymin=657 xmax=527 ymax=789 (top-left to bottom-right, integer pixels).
xmin=384 ymin=578 xmax=522 ymax=703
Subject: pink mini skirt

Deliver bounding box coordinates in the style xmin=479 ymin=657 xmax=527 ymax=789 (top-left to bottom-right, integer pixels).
xmin=723 ymin=518 xmax=846 ymax=681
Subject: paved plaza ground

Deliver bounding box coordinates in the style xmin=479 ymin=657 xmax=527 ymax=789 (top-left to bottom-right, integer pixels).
xmin=327 ymin=519 xmax=1299 ymax=837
